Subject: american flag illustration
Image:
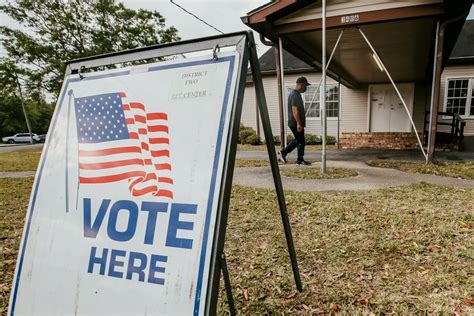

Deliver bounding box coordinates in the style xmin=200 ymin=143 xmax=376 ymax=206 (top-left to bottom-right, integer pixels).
xmin=74 ymin=92 xmax=173 ymax=198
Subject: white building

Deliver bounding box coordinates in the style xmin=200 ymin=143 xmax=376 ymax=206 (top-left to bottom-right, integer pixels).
xmin=241 ymin=0 xmax=473 ymax=154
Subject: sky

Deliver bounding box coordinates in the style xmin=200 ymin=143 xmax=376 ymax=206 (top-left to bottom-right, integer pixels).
xmin=0 ymin=0 xmax=270 ymax=57
xmin=0 ymin=1 xmax=473 ymax=58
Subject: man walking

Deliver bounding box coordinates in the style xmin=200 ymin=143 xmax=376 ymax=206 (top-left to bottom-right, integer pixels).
xmin=279 ymin=76 xmax=311 ymax=166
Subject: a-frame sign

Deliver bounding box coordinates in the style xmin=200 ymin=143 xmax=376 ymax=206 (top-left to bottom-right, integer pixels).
xmin=9 ymin=31 xmax=301 ymax=315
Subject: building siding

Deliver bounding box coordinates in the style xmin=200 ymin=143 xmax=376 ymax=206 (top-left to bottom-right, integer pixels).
xmin=439 ymin=65 xmax=474 ymax=135
xmin=241 ymin=65 xmax=472 ymax=143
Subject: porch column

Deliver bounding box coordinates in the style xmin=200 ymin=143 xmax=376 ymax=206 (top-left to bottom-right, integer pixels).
xmin=275 ymin=39 xmax=286 ymax=149
xmin=427 ymin=20 xmax=444 ymax=162
xmin=255 ymin=92 xmax=260 ymax=137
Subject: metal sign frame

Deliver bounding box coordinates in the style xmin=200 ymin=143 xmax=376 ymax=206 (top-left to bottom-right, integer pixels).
xmin=11 ymin=31 xmax=301 ymax=315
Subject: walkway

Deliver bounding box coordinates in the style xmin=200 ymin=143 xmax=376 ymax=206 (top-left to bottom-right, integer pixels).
xmin=233 ymin=160 xmax=474 ymax=191
xmin=1 ymin=149 xmax=473 ymax=191
xmin=234 ymin=149 xmax=474 ymax=191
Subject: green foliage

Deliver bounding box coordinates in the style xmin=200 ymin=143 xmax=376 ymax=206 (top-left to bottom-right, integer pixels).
xmin=245 ymin=133 xmax=261 ymax=145
xmin=0 ymin=60 xmax=54 ymax=137
xmin=282 ymin=134 xmax=338 ymax=146
xmin=287 ymin=133 xmax=323 ymax=145
xmin=305 ymin=134 xmax=320 ymax=145
xmin=272 ymin=135 xmax=280 ymax=145
xmin=0 ymin=0 xmax=180 ymax=136
xmin=0 ymin=0 xmax=180 ymax=97
xmin=326 ymin=135 xmax=337 ymax=144
xmin=239 ymin=124 xmax=261 ymax=145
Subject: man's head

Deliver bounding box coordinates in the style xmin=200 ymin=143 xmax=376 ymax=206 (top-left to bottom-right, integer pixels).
xmin=296 ymin=76 xmax=311 ymax=92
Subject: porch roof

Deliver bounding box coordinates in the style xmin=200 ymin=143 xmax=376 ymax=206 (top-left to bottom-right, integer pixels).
xmin=241 ymin=0 xmax=473 ymax=89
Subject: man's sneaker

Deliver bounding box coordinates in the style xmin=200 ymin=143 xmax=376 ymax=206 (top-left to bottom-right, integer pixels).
xmin=278 ymin=150 xmax=287 ymax=163
xmin=296 ymin=160 xmax=311 ymax=166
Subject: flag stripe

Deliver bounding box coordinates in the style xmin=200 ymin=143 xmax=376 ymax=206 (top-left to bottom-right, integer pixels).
xmin=149 ymin=137 xmax=169 ymax=144
xmin=156 ymin=189 xmax=173 ymax=198
xmin=148 ymin=125 xmax=169 ymax=133
xmin=80 ymin=171 xmax=146 ymax=183
xmin=158 ymin=177 xmax=173 ymax=184
xmin=135 ymin=115 xmax=146 ymax=123
xmin=151 ymin=150 xmax=169 ymax=157
xmin=132 ymin=185 xmax=158 ymax=197
xmin=79 ymin=146 xmax=142 ymax=157
xmin=79 ymin=158 xmax=144 ymax=170
xmin=147 ymin=113 xmax=167 ymax=120
xmin=130 ymin=102 xmax=145 ymax=111
xmin=155 ymin=163 xmax=172 ymax=170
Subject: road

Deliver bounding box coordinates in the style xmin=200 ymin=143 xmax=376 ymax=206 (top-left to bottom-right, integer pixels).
xmin=0 ymin=143 xmax=44 ymax=153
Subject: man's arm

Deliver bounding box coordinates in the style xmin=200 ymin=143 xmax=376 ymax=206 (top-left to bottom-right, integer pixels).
xmin=291 ymin=105 xmax=303 ymax=132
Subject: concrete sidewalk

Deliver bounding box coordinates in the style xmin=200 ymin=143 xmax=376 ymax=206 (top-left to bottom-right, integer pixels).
xmin=237 ymin=148 xmax=474 ymax=162
xmin=234 ymin=149 xmax=474 ymax=192
xmin=2 ymin=149 xmax=473 ymax=192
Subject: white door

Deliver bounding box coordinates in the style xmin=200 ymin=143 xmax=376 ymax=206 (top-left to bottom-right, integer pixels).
xmin=370 ymin=84 xmax=414 ymax=132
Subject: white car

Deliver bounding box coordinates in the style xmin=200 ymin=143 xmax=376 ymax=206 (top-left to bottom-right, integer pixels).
xmin=2 ymin=133 xmax=41 ymax=144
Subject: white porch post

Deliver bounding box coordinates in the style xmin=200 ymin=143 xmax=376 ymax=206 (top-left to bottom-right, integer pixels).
xmin=427 ymin=21 xmax=440 ymax=163
xmin=321 ymin=0 xmax=327 ymax=174
xmin=279 ymin=37 xmax=287 ymax=147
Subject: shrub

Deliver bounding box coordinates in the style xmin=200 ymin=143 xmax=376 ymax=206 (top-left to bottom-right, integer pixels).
xmin=245 ymin=134 xmax=261 ymax=145
xmin=273 ymin=135 xmax=281 ymax=145
xmin=286 ymin=133 xmax=320 ymax=145
xmin=239 ymin=124 xmax=261 ymax=145
xmin=326 ymin=135 xmax=337 ymax=144
xmin=305 ymin=134 xmax=320 ymax=145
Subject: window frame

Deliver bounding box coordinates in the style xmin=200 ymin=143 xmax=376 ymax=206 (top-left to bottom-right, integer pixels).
xmin=443 ymin=76 xmax=474 ymax=119
xmin=286 ymin=83 xmax=340 ymax=120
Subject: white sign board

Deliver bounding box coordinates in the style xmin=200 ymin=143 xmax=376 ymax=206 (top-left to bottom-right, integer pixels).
xmin=9 ymin=52 xmax=240 ymax=315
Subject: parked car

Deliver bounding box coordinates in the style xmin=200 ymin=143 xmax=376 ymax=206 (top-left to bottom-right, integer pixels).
xmin=2 ymin=133 xmax=41 ymax=144
xmin=38 ymin=134 xmax=47 ymax=143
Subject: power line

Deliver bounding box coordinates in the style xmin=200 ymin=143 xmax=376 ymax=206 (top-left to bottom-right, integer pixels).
xmin=169 ymin=0 xmax=224 ymax=35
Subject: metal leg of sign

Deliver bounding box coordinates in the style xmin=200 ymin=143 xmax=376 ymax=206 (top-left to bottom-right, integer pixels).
xmin=205 ymin=33 xmax=251 ymax=315
xmin=220 ymin=253 xmax=237 ymax=316
xmin=247 ymin=32 xmax=303 ymax=292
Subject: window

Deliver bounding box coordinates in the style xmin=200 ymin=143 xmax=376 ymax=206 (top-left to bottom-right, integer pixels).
xmin=287 ymin=84 xmax=340 ymax=118
xmin=445 ymin=78 xmax=474 ymax=117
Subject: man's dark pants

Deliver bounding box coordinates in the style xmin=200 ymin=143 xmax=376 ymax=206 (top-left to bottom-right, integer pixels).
xmin=281 ymin=126 xmax=305 ymax=163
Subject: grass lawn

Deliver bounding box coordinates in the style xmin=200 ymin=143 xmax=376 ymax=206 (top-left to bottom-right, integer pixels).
xmin=1 ymin=177 xmax=472 ymax=314
xmin=220 ymin=184 xmax=473 ymax=314
xmin=235 ymin=159 xmax=272 ymax=168
xmin=0 ymin=177 xmax=33 ymax=312
xmin=0 ymin=150 xmax=42 ymax=172
xmin=282 ymin=166 xmax=358 ymax=180
xmin=367 ymin=160 xmax=474 ymax=180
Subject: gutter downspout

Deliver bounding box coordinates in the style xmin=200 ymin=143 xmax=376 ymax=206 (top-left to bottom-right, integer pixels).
xmin=428 ymin=12 xmax=467 ymax=162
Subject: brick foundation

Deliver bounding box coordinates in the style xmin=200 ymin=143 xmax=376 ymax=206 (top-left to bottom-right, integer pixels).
xmin=339 ymin=132 xmax=420 ymax=150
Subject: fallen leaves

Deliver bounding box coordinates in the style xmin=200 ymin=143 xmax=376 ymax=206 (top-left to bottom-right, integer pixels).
xmin=218 ymin=184 xmax=474 ymax=314
xmin=366 ymin=160 xmax=474 ymax=180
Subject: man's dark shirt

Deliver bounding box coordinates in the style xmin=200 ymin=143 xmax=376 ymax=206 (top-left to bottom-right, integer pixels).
xmin=287 ymin=89 xmax=305 ymax=128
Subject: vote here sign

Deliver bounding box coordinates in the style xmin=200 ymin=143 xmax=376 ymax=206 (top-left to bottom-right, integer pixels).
xmin=9 ymin=52 xmax=240 ymax=315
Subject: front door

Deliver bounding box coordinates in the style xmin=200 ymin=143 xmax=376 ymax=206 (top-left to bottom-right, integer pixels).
xmin=370 ymin=83 xmax=414 ymax=132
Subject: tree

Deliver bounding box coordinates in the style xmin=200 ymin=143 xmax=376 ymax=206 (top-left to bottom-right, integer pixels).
xmin=0 ymin=59 xmax=54 ymax=137
xmin=0 ymin=0 xmax=180 ymax=98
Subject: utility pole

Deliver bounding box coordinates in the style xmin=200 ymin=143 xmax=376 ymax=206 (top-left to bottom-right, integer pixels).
xmin=15 ymin=74 xmax=34 ymax=144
